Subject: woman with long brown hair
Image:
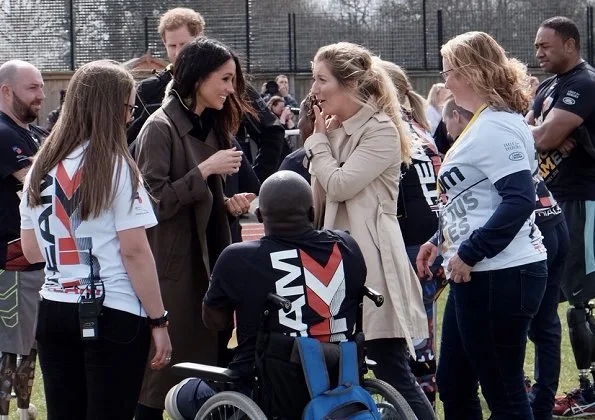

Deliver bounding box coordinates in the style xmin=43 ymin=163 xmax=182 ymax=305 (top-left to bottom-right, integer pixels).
xmin=19 ymin=60 xmax=171 ymax=420
xmin=133 ymin=37 xmax=256 ymax=420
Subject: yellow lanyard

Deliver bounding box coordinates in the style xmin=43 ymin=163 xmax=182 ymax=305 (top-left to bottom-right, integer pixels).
xmin=437 ymin=104 xmax=488 ymax=193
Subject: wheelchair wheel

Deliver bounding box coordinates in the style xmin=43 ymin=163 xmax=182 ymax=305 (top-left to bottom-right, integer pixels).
xmin=195 ymin=391 xmax=266 ymax=419
xmin=363 ymin=378 xmax=417 ymax=419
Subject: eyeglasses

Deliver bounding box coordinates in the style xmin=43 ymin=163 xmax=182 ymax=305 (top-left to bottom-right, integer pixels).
xmin=439 ymin=69 xmax=455 ymax=81
xmin=125 ymin=103 xmax=139 ymax=114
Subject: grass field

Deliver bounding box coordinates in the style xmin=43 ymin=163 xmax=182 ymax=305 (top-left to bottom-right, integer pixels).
xmin=8 ymin=294 xmax=595 ymax=419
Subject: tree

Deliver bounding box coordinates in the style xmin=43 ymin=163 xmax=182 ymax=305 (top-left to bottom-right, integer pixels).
xmin=0 ymin=0 xmax=69 ymax=70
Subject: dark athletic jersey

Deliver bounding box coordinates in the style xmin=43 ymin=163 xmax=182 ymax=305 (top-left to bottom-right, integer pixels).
xmin=533 ymin=171 xmax=563 ymax=229
xmin=0 ymin=112 xmax=46 ymax=268
xmin=397 ymin=147 xmax=441 ymax=246
xmin=533 ymin=62 xmax=595 ymax=201
xmin=397 ymin=111 xmax=441 ymax=246
xmin=203 ymin=229 xmax=366 ymax=375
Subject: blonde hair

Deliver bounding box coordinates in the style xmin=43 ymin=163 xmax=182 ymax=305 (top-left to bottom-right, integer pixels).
xmin=158 ymin=8 xmax=205 ymax=40
xmin=28 ymin=60 xmax=139 ymax=220
xmin=426 ymin=83 xmax=447 ymax=109
xmin=313 ymin=42 xmax=412 ymax=165
xmin=267 ymin=95 xmax=284 ymax=109
xmin=441 ymin=31 xmax=531 ymax=113
xmin=381 ymin=60 xmax=431 ymax=132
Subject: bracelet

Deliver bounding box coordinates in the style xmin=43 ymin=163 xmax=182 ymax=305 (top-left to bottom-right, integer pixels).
xmin=148 ymin=310 xmax=169 ymax=328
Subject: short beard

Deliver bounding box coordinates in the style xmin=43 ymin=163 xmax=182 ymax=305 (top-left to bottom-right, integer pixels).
xmin=13 ymin=93 xmax=39 ymax=124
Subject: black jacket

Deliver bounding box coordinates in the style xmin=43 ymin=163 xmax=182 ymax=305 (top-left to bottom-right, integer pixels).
xmin=127 ymin=65 xmax=173 ymax=145
xmin=225 ymin=138 xmax=261 ymax=243
xmin=237 ymin=86 xmax=285 ymax=183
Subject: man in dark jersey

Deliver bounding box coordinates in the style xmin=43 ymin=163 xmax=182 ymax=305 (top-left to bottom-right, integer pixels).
xmin=128 ymin=7 xmax=285 ymax=184
xmin=164 ymin=171 xmax=367 ymax=420
xmin=0 ymin=59 xmax=47 ymax=420
xmin=527 ymin=16 xmax=595 ymax=417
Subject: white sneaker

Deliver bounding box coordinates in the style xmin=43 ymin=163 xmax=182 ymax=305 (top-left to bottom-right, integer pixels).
xmin=165 ymin=377 xmax=197 ymax=420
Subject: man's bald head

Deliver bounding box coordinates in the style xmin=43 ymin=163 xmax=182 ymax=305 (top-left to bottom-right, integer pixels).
xmin=257 ymin=170 xmax=314 ymax=235
xmin=0 ymin=60 xmax=44 ymax=126
xmin=0 ymin=60 xmax=40 ymax=86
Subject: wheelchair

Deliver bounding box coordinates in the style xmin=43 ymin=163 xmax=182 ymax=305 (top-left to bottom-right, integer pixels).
xmin=167 ymin=287 xmax=417 ymax=420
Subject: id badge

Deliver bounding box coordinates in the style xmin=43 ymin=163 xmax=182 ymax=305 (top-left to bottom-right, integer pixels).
xmin=79 ymin=297 xmax=101 ymax=341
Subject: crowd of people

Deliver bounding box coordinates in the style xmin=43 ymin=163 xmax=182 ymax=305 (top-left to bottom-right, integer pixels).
xmin=0 ymin=6 xmax=594 ymax=420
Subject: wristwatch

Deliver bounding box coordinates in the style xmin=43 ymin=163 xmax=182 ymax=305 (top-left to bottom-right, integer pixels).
xmin=148 ymin=311 xmax=169 ymax=328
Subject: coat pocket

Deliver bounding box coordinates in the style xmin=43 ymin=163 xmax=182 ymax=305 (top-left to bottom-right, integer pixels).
xmin=159 ymin=229 xmax=190 ymax=283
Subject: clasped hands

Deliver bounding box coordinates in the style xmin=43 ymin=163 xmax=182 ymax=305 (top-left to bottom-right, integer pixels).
xmin=224 ymin=193 xmax=256 ymax=217
xmin=416 ymin=242 xmax=472 ymax=283
xmin=197 ymin=147 xmax=257 ymax=217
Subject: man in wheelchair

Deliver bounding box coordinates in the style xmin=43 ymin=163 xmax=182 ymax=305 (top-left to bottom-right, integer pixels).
xmin=165 ymin=170 xmax=368 ymax=419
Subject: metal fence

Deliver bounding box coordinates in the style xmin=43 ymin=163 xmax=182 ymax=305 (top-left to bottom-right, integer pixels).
xmin=1 ymin=1 xmax=593 ymax=73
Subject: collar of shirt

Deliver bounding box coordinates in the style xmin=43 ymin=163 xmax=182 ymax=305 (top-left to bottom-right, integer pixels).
xmin=341 ymin=101 xmax=378 ymax=135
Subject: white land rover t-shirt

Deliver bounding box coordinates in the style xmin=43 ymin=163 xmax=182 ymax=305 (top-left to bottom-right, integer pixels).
xmin=20 ymin=145 xmax=157 ymax=316
xmin=438 ymin=108 xmax=546 ymax=273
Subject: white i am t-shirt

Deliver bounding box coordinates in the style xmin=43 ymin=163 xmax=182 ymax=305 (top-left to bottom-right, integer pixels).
xmin=438 ymin=108 xmax=546 ymax=273
xmin=20 ymin=144 xmax=157 ymax=316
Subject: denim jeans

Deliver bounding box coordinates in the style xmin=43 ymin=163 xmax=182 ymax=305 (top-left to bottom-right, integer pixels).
xmin=528 ymin=220 xmax=570 ymax=420
xmin=36 ymin=299 xmax=151 ymax=420
xmin=437 ymin=260 xmax=547 ymax=420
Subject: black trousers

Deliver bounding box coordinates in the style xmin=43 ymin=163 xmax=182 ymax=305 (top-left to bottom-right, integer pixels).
xmin=367 ymin=337 xmax=437 ymax=420
xmin=36 ymin=299 xmax=151 ymax=420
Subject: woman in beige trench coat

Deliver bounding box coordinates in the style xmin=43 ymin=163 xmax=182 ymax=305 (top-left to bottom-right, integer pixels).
xmin=304 ymin=42 xmax=435 ymax=420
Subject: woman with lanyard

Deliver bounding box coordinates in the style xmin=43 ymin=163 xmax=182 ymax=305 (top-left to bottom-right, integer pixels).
xmin=416 ymin=31 xmax=547 ymax=420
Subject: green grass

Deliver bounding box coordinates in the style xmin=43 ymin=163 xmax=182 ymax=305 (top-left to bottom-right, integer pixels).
xmin=10 ymin=296 xmax=594 ymax=419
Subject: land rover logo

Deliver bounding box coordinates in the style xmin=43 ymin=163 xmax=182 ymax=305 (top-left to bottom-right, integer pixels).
xmin=509 ymin=152 xmax=524 ymax=161
xmin=562 ymin=97 xmax=576 ymax=105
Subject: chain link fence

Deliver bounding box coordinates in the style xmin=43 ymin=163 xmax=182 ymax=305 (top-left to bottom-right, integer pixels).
xmin=0 ymin=0 xmax=593 ymax=73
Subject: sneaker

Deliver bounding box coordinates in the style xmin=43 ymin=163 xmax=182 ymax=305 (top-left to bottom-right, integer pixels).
xmin=165 ymin=377 xmax=197 ymax=420
xmin=554 ymin=388 xmax=595 ymax=417
xmin=164 ymin=377 xmax=216 ymax=420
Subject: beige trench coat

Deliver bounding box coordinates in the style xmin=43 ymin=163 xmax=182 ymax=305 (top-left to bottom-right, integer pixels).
xmin=304 ymin=104 xmax=428 ymax=355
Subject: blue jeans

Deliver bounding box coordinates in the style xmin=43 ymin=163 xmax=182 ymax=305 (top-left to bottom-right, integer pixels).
xmin=528 ymin=220 xmax=569 ymax=420
xmin=437 ymin=260 xmax=547 ymax=420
